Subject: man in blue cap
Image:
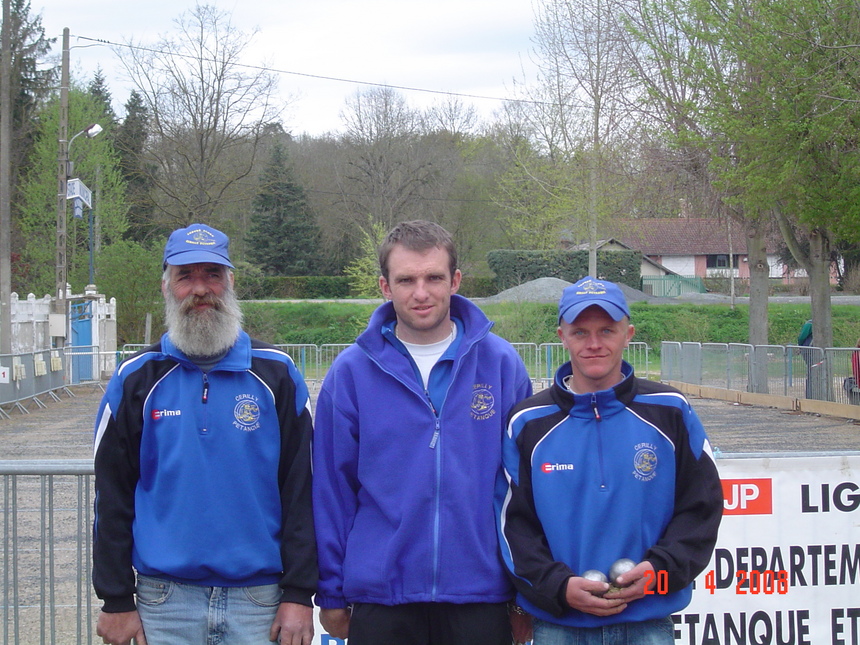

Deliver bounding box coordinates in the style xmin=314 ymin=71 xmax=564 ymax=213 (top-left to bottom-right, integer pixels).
xmin=496 ymin=276 xmax=722 ymax=644
xmin=92 ymin=224 xmax=317 ymax=645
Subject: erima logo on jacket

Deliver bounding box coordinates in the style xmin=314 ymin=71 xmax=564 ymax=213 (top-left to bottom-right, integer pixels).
xmin=151 ymin=409 xmax=181 ymax=420
xmin=541 ymin=463 xmax=574 ymax=472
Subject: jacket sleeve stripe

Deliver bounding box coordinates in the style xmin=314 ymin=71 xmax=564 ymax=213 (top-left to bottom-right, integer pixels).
xmin=93 ymin=402 xmax=113 ymax=458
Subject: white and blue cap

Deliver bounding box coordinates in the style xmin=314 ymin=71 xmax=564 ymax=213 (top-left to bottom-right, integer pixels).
xmin=558 ymin=276 xmax=630 ymax=324
xmin=163 ymin=223 xmax=234 ymax=269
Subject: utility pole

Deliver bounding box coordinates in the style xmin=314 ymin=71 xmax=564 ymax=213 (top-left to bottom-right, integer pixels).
xmin=54 ymin=27 xmax=69 ymax=348
xmin=1 ymin=0 xmax=13 ymax=355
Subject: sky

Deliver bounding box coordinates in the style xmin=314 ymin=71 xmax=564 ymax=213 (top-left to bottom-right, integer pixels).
xmin=33 ymin=0 xmax=541 ymax=136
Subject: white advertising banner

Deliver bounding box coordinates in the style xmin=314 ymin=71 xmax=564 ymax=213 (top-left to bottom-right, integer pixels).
xmin=674 ymin=454 xmax=860 ymax=645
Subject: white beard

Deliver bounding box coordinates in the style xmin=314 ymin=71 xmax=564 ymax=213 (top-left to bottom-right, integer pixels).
xmin=165 ymin=283 xmax=243 ymax=358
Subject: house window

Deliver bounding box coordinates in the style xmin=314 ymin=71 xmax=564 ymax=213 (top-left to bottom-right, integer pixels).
xmin=706 ymin=254 xmax=742 ymax=268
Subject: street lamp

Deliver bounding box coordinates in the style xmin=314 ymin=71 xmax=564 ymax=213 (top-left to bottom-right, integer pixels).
xmin=67 ymin=123 xmax=102 ymax=177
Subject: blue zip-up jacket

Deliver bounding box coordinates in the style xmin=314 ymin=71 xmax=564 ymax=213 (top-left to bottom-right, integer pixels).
xmin=92 ymin=331 xmax=317 ymax=613
xmin=497 ymin=361 xmax=722 ymax=627
xmin=313 ymin=295 xmax=532 ymax=608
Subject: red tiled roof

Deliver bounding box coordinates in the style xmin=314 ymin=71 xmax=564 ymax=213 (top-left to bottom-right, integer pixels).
xmin=607 ymin=218 xmax=775 ymax=255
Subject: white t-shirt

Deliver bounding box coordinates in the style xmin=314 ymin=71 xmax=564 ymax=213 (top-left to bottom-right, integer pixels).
xmin=398 ymin=324 xmax=457 ymax=388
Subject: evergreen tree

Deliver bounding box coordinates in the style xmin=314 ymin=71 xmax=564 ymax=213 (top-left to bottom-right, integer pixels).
xmin=87 ymin=67 xmax=117 ymax=124
xmin=1 ymin=0 xmax=54 ymax=292
xmin=115 ymin=90 xmax=157 ymax=241
xmin=246 ymin=144 xmax=321 ymax=275
xmin=2 ymin=0 xmax=54 ymax=165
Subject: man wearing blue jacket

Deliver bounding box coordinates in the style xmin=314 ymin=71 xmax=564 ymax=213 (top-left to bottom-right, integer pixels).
xmin=496 ymin=277 xmax=723 ymax=644
xmin=93 ymin=224 xmax=317 ymax=645
xmin=313 ymin=220 xmax=533 ymax=645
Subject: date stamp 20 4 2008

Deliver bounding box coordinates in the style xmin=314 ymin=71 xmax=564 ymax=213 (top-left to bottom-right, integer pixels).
xmin=643 ymin=570 xmax=789 ymax=595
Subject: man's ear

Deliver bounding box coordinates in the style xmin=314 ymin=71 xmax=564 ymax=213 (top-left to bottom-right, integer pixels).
xmin=450 ymin=269 xmax=462 ymax=294
xmin=379 ymin=275 xmax=391 ymax=301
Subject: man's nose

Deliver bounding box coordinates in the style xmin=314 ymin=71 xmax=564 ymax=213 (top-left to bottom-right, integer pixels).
xmin=413 ymin=280 xmax=430 ymax=299
xmin=191 ymin=277 xmax=211 ymax=296
xmin=585 ymin=332 xmax=602 ymax=347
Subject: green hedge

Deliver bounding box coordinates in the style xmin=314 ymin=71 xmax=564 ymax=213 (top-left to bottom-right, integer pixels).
xmin=235 ymin=274 xmax=351 ymax=300
xmin=487 ymin=250 xmax=642 ymax=291
xmin=458 ymin=277 xmax=497 ymax=298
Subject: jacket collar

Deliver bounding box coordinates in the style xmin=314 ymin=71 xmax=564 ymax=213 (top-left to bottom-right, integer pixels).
xmin=551 ymin=360 xmax=637 ymax=415
xmin=161 ymin=330 xmax=252 ymax=371
xmin=356 ymin=294 xmax=493 ymax=360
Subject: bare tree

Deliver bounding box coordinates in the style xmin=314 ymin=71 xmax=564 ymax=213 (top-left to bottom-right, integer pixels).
xmin=532 ymin=0 xmax=644 ymax=273
xmin=116 ymin=4 xmax=282 ymax=238
xmin=336 ymin=87 xmax=446 ymax=232
xmin=422 ymin=96 xmax=479 ymax=138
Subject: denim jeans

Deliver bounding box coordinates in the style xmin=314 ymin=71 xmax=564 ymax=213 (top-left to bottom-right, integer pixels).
xmin=136 ymin=574 xmax=281 ymax=645
xmin=533 ymin=617 xmax=674 ymax=645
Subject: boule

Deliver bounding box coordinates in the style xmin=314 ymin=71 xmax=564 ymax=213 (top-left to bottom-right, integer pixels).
xmin=581 ymin=569 xmax=609 ymax=596
xmin=608 ymin=558 xmax=636 ymax=586
xmin=581 ymin=569 xmax=608 ymax=584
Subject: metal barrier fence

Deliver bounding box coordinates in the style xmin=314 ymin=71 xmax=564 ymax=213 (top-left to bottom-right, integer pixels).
xmin=1 ymin=460 xmax=96 ymax=645
xmin=661 ymin=342 xmax=859 ymax=404
xmin=276 ymin=342 xmax=650 ymax=388
xmin=0 ymin=351 xmax=69 ymax=417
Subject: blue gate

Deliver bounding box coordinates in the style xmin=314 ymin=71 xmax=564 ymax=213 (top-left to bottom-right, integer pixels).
xmin=70 ymin=301 xmax=93 ymax=382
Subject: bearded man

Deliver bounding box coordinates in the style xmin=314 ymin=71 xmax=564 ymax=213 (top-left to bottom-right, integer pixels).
xmin=92 ymin=224 xmax=317 ymax=645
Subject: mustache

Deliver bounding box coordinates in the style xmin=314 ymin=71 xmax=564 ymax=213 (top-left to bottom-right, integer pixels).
xmin=180 ymin=294 xmax=223 ymax=313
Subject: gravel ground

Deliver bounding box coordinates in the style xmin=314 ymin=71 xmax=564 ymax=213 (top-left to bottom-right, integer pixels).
xmin=2 ymin=379 xmax=858 ymax=463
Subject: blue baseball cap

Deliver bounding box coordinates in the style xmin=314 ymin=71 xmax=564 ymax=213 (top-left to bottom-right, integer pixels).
xmin=558 ymin=276 xmax=630 ymax=324
xmin=163 ymin=224 xmax=234 ymax=269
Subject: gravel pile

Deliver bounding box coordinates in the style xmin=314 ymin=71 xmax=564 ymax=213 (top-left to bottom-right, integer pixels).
xmin=478 ymin=277 xmax=658 ymax=305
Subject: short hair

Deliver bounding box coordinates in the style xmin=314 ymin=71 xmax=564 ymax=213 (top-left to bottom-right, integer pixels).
xmin=162 ymin=264 xmax=232 ymax=285
xmin=378 ymin=220 xmax=458 ymax=280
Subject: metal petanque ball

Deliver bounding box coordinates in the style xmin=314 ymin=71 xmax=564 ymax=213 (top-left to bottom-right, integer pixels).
xmin=581 ymin=569 xmax=609 ymax=596
xmin=581 ymin=569 xmax=608 ymax=584
xmin=609 ymin=558 xmax=636 ymax=586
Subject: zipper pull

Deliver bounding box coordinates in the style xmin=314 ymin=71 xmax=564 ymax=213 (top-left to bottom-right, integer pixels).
xmin=429 ymin=418 xmax=440 ymax=449
xmin=591 ymin=393 xmax=601 ymax=421
xmin=202 ymin=374 xmax=209 ymax=404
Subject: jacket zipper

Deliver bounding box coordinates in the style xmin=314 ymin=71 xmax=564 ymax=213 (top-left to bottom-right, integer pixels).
xmin=428 ymin=393 xmax=440 ymax=448
xmin=201 ymin=373 xmax=210 ymax=434
xmin=592 ymin=393 xmax=607 ymax=490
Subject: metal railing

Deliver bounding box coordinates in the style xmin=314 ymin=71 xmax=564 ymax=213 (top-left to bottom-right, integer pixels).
xmin=1 ymin=351 xmax=70 ymax=417
xmin=662 ymin=342 xmax=859 ymax=405
xmin=110 ymin=341 xmax=653 ymax=391
xmin=1 ymin=460 xmax=96 ymax=645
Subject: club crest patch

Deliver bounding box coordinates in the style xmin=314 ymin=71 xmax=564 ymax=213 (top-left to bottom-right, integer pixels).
xmin=233 ymin=395 xmax=261 ymax=432
xmin=471 ymin=384 xmax=496 ymax=421
xmin=633 ymin=443 xmax=658 ymax=482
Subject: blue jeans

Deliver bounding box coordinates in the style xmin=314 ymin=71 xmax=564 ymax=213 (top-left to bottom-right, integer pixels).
xmin=136 ymin=574 xmax=281 ymax=644
xmin=533 ymin=617 xmax=674 ymax=645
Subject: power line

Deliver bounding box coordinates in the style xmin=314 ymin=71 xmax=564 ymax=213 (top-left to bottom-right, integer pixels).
xmin=71 ymin=34 xmax=550 ymax=108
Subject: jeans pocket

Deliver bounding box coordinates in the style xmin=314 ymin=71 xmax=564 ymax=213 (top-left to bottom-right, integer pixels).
xmin=242 ymin=583 xmax=281 ymax=608
xmin=136 ymin=575 xmax=173 ymax=607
